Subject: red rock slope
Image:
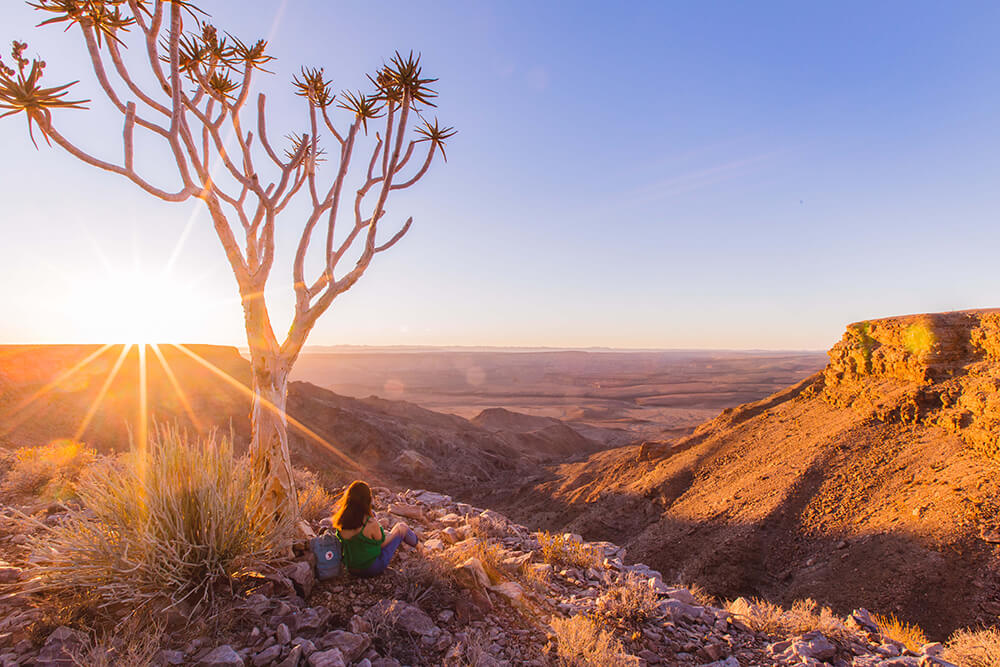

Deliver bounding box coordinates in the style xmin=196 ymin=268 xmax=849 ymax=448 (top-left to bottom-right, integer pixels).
xmin=500 ymin=310 xmax=1000 ymax=638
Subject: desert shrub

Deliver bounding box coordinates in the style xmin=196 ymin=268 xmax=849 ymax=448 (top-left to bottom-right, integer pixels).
xmin=944 ymin=627 xmax=1000 ymax=667
xmin=294 ymin=467 xmax=334 ymax=522
xmin=551 ymin=615 xmax=639 ymax=667
xmin=537 ymin=532 xmax=603 ymax=571
xmin=447 ymin=536 xmax=509 ymax=584
xmin=1 ymin=440 xmax=96 ymax=502
xmin=403 ymin=550 xmax=457 ymax=605
xmin=520 ymin=561 xmax=552 ymax=593
xmin=727 ymin=597 xmax=849 ymax=641
xmin=445 ymin=628 xmax=492 ymax=666
xmin=69 ymin=618 xmax=164 ymax=667
xmin=590 ymin=573 xmax=661 ymax=630
xmin=871 ymin=612 xmax=927 ymax=653
xmin=680 ymin=581 xmax=716 ymax=607
xmin=22 ymin=426 xmax=293 ymax=616
xmin=851 ymin=321 xmax=876 ymax=374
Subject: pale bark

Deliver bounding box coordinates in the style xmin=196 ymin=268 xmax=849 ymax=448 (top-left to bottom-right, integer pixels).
xmin=248 ymin=356 xmax=296 ymax=520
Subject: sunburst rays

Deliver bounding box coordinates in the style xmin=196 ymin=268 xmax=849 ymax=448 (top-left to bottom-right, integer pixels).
xmin=2 ymin=341 xmax=355 ymax=477
xmin=0 ymin=343 xmax=116 ymax=438
xmin=150 ymin=343 xmax=202 ymax=432
xmin=73 ymin=343 xmax=131 ymax=442
xmin=171 ymin=343 xmax=360 ymax=472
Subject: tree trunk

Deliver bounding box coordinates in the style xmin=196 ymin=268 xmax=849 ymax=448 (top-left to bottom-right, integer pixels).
xmin=249 ymin=353 xmax=298 ymax=520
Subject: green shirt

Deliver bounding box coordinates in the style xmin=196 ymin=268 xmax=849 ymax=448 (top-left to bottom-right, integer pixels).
xmin=337 ymin=517 xmax=385 ymax=570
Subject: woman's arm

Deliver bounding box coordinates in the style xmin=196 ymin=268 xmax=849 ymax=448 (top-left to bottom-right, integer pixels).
xmin=363 ymin=513 xmax=383 ymax=540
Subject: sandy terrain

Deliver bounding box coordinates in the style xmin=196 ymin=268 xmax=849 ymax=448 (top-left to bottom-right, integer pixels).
xmin=292 ymin=348 xmax=828 ymax=445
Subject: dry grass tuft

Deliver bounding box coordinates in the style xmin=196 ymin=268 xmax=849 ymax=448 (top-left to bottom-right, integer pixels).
xmin=402 ymin=550 xmax=457 ymax=605
xmin=69 ymin=618 xmax=164 ymax=667
xmin=944 ymin=627 xmax=1000 ymax=667
xmin=448 ymin=537 xmax=509 ymax=585
xmin=294 ymin=467 xmax=334 ymax=522
xmin=1 ymin=440 xmax=96 ymax=502
xmin=726 ymin=597 xmax=849 ymax=641
xmin=446 ymin=628 xmax=493 ymax=667
xmin=551 ymin=615 xmax=639 ymax=666
xmin=591 ymin=572 xmax=661 ymax=631
xmin=21 ymin=426 xmax=293 ymax=618
xmin=537 ymin=532 xmax=603 ymax=571
xmin=871 ymin=612 xmax=928 ymax=653
xmin=679 ymin=581 xmax=715 ymax=607
xmin=519 ymin=561 xmax=552 ymax=593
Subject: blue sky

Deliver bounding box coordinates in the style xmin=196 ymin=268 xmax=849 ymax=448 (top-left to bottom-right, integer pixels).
xmin=2 ymin=1 xmax=999 ymax=349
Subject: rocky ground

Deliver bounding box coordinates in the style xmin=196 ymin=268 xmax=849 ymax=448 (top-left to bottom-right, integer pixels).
xmin=0 ymin=487 xmax=966 ymax=666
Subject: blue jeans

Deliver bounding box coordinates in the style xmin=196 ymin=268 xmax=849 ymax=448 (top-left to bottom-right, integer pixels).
xmin=351 ymin=528 xmax=417 ymax=578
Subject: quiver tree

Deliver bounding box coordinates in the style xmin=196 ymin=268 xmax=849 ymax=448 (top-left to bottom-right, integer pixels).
xmin=0 ymin=0 xmax=454 ymax=520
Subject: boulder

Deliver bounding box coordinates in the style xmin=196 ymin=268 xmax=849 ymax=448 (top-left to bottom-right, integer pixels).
xmin=365 ymin=600 xmax=437 ymax=637
xmin=36 ymin=627 xmax=86 ymax=667
xmin=489 ymin=581 xmax=529 ymax=613
xmin=275 ymin=645 xmax=303 ymax=667
xmin=702 ymin=658 xmax=739 ymax=667
xmin=412 ymin=490 xmax=451 ymax=505
xmin=296 ymin=606 xmax=331 ymax=632
xmin=153 ymin=649 xmax=185 ymax=666
xmin=281 ymin=561 xmax=315 ymax=599
xmin=454 ymin=557 xmax=492 ymax=591
xmin=388 ymin=503 xmax=425 ymax=521
xmin=307 ymin=648 xmax=346 ymax=667
xmin=847 ymin=608 xmax=881 ymax=635
xmin=197 ymin=645 xmax=245 ymax=667
xmin=665 ymin=587 xmax=699 ymax=606
xmin=659 ymin=598 xmax=703 ymax=622
xmin=251 ymin=645 xmax=281 ymax=667
xmin=318 ymin=631 xmax=370 ymax=663
xmin=791 ymin=631 xmax=837 ymax=662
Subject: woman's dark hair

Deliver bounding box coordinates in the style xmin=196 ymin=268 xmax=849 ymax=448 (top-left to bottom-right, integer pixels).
xmin=333 ymin=480 xmax=373 ymax=531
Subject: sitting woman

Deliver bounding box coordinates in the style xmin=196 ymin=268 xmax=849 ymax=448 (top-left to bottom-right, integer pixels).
xmin=334 ymin=480 xmax=418 ymax=578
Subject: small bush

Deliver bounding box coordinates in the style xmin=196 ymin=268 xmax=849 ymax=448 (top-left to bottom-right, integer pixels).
xmin=872 ymin=612 xmax=927 ymax=653
xmin=69 ymin=618 xmax=164 ymax=667
xmin=727 ymin=597 xmax=849 ymax=641
xmin=447 ymin=536 xmax=509 ymax=585
xmin=944 ymin=627 xmax=1000 ymax=667
xmin=520 ymin=561 xmax=552 ymax=593
xmin=591 ymin=573 xmax=661 ymax=631
xmin=403 ymin=551 xmax=456 ymax=605
xmin=537 ymin=532 xmax=603 ymax=571
xmin=679 ymin=581 xmax=715 ymax=607
xmin=1 ymin=440 xmax=96 ymax=502
xmin=294 ymin=468 xmax=334 ymax=522
xmin=551 ymin=615 xmax=639 ymax=667
xmin=22 ymin=426 xmax=293 ymax=616
xmin=445 ymin=628 xmax=492 ymax=666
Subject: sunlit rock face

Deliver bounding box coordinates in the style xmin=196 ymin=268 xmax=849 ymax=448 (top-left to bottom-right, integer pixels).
xmin=819 ymin=309 xmax=1000 ymax=460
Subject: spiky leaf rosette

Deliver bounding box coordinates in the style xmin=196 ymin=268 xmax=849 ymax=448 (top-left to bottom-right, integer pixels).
xmin=369 ymin=50 xmax=438 ymax=108
xmin=293 ymin=67 xmax=334 ymax=107
xmin=0 ymin=40 xmax=88 ymax=146
xmin=28 ymin=0 xmax=135 ymax=46
xmin=415 ymin=117 xmax=456 ymax=160
xmin=336 ymin=89 xmax=383 ymax=132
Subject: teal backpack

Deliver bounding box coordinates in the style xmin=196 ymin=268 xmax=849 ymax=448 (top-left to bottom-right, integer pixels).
xmin=311 ymin=530 xmax=342 ymax=580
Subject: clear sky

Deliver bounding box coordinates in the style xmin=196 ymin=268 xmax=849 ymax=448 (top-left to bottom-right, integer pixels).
xmin=2 ymin=1 xmax=999 ymax=350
